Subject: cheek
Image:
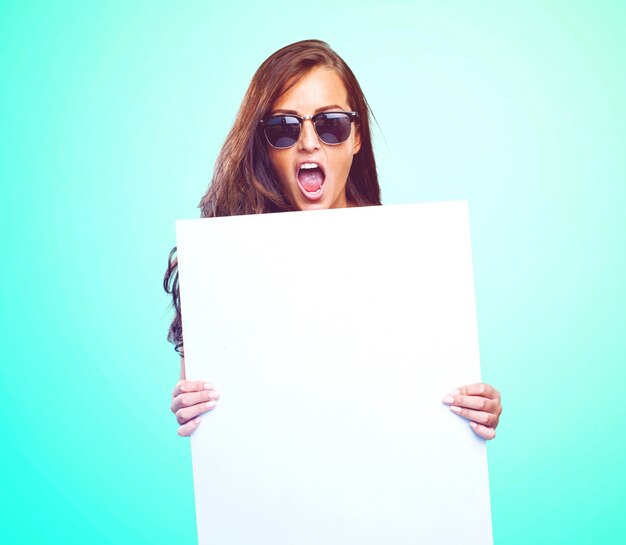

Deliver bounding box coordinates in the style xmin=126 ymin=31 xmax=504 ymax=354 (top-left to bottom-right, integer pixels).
xmin=331 ymin=150 xmax=355 ymax=180
xmin=269 ymin=152 xmax=290 ymax=181
xmin=268 ymin=151 xmax=279 ymax=174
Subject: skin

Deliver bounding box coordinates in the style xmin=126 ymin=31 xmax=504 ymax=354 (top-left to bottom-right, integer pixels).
xmin=170 ymin=67 xmax=503 ymax=439
xmin=171 ymin=356 xmax=219 ymax=437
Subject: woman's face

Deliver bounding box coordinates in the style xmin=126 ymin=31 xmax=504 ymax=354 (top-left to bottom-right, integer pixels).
xmin=267 ymin=66 xmax=361 ymax=210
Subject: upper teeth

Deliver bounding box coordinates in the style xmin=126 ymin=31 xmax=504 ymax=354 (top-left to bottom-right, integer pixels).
xmin=300 ymin=163 xmax=319 ymax=170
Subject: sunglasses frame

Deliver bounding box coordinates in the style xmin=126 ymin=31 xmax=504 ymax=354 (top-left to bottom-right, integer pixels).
xmin=259 ymin=111 xmax=359 ymax=149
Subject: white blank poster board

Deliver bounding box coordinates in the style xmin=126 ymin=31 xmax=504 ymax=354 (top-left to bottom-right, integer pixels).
xmin=176 ymin=202 xmax=492 ymax=545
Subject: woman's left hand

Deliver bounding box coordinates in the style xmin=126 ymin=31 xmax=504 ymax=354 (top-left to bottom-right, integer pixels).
xmin=441 ymin=383 xmax=502 ymax=440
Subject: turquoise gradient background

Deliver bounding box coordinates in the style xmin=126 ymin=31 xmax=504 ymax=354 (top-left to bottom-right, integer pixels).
xmin=1 ymin=1 xmax=624 ymax=543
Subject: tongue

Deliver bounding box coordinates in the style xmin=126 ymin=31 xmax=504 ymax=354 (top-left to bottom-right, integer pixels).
xmin=299 ymin=168 xmax=324 ymax=192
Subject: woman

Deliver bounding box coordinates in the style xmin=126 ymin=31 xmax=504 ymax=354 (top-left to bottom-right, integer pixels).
xmin=165 ymin=39 xmax=502 ymax=439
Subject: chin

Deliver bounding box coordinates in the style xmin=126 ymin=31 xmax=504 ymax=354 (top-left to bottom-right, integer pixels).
xmin=298 ymin=198 xmax=339 ymax=212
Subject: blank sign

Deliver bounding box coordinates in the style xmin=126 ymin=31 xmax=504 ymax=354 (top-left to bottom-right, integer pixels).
xmin=176 ymin=202 xmax=492 ymax=545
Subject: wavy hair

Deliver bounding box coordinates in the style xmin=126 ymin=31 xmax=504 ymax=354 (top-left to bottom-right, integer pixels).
xmin=164 ymin=39 xmax=381 ymax=354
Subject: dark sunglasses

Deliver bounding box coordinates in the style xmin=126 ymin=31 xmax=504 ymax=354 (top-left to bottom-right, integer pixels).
xmin=259 ymin=111 xmax=358 ymax=149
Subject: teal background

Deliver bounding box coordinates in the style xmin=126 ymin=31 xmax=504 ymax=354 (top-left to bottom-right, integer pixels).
xmin=1 ymin=1 xmax=625 ymax=543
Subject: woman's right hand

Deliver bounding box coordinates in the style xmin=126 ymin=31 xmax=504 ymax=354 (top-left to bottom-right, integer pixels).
xmin=170 ymin=380 xmax=220 ymax=437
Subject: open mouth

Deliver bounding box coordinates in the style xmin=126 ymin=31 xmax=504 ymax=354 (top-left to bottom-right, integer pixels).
xmin=296 ymin=162 xmax=326 ymax=200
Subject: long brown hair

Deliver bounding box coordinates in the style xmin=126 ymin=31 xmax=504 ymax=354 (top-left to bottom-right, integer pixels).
xmin=164 ymin=39 xmax=381 ymax=354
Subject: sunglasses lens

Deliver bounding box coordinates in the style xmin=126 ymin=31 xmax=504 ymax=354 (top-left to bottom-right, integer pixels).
xmin=314 ymin=113 xmax=352 ymax=144
xmin=264 ymin=116 xmax=300 ymax=148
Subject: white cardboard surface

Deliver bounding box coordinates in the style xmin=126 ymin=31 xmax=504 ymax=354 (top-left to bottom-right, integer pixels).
xmin=176 ymin=202 xmax=492 ymax=545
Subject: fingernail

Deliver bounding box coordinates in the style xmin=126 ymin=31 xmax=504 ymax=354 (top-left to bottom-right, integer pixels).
xmin=206 ymin=401 xmax=216 ymax=409
xmin=449 ymin=389 xmax=461 ymax=396
xmin=204 ymin=383 xmax=213 ymax=389
xmin=195 ymin=417 xmax=202 ymax=424
xmin=450 ymin=405 xmax=462 ymax=414
xmin=211 ymin=390 xmax=221 ymax=398
xmin=469 ymin=421 xmax=477 ymax=429
xmin=441 ymin=395 xmax=454 ymax=404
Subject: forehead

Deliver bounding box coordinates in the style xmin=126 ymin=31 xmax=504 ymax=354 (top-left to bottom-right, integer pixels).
xmin=271 ymin=66 xmax=350 ymax=113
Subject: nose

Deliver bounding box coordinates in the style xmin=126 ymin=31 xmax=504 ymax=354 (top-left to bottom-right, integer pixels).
xmin=298 ymin=118 xmax=320 ymax=152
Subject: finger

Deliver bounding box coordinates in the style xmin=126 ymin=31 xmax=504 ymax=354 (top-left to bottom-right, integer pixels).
xmin=457 ymin=383 xmax=499 ymax=400
xmin=176 ymin=399 xmax=218 ymax=425
xmin=469 ymin=421 xmax=496 ymax=440
xmin=171 ymin=389 xmax=221 ymax=414
xmin=449 ymin=405 xmax=499 ymax=428
xmin=441 ymin=393 xmax=496 ymax=413
xmin=172 ymin=380 xmax=214 ymax=398
xmin=178 ymin=417 xmax=202 ymax=437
